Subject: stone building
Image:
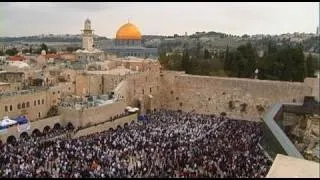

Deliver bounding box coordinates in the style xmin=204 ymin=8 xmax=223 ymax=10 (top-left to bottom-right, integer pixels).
xmin=74 ymin=19 xmax=105 ymax=64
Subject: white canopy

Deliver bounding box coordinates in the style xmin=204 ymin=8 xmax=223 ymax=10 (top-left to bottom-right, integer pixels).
xmin=125 ymin=106 xmax=132 ymax=110
xmin=128 ymin=107 xmax=139 ymax=113
xmin=1 ymin=117 xmax=17 ymax=126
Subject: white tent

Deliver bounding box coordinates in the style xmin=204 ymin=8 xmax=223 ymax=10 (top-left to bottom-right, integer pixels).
xmin=128 ymin=108 xmax=136 ymax=113
xmin=1 ymin=116 xmax=17 ymax=126
xmin=128 ymin=107 xmax=139 ymax=113
xmin=125 ymin=106 xmax=132 ymax=110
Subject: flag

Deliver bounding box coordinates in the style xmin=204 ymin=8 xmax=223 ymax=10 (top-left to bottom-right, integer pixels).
xmin=0 ymin=125 xmax=8 ymax=134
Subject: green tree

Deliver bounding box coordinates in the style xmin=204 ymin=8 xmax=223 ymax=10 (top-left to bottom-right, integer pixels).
xmin=40 ymin=43 xmax=48 ymax=52
xmin=158 ymin=52 xmax=169 ymax=69
xmin=5 ymin=48 xmax=18 ymax=56
xmin=204 ymin=49 xmax=210 ymax=59
xmin=181 ymin=50 xmax=191 ymax=73
xmin=305 ymin=53 xmax=316 ymax=77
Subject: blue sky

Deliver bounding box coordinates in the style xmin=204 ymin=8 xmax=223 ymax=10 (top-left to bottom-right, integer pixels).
xmin=0 ymin=2 xmax=319 ymax=37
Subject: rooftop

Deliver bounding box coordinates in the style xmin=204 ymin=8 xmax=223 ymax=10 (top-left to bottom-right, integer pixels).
xmin=266 ymin=154 xmax=320 ymax=178
xmin=85 ymin=68 xmax=136 ymax=76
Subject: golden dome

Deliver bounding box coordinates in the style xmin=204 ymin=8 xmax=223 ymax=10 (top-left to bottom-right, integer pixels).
xmin=116 ymin=22 xmax=142 ymax=40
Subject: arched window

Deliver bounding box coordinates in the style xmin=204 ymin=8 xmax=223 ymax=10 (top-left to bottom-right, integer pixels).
xmin=22 ymin=103 xmax=25 ymax=109
xmin=26 ymin=102 xmax=30 ymax=108
xmin=38 ymin=100 xmax=40 ymax=105
xmin=9 ymin=105 xmax=12 ymax=111
xmin=34 ymin=100 xmax=36 ymax=106
xmin=42 ymin=99 xmax=44 ymax=104
xmin=5 ymin=106 xmax=8 ymax=112
xmin=17 ymin=104 xmax=21 ymax=109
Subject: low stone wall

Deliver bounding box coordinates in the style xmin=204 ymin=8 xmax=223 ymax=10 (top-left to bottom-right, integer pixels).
xmin=0 ymin=115 xmax=62 ymax=143
xmin=73 ymin=113 xmax=137 ymax=138
xmin=59 ymin=100 xmax=127 ymax=129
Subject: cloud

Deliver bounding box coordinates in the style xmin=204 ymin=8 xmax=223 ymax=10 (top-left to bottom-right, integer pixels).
xmin=53 ymin=2 xmax=112 ymax=12
xmin=0 ymin=2 xmax=318 ymax=37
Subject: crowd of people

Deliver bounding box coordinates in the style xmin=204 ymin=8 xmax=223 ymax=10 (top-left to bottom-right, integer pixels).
xmin=0 ymin=109 xmax=272 ymax=178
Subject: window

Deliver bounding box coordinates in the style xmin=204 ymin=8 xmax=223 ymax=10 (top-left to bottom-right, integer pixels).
xmin=142 ymin=89 xmax=144 ymax=95
xmin=22 ymin=103 xmax=25 ymax=109
xmin=53 ymin=92 xmax=55 ymax=95
xmin=26 ymin=102 xmax=30 ymax=108
xmin=17 ymin=104 xmax=21 ymax=110
xmin=38 ymin=100 xmax=40 ymax=105
xmin=9 ymin=105 xmax=12 ymax=111
xmin=34 ymin=100 xmax=36 ymax=106
xmin=5 ymin=106 xmax=8 ymax=112
xmin=150 ymin=87 xmax=152 ymax=93
xmin=38 ymin=112 xmax=41 ymax=118
xmin=58 ymin=91 xmax=60 ymax=94
xmin=42 ymin=99 xmax=44 ymax=104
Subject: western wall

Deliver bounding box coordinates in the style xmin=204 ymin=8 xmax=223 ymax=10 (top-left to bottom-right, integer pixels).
xmin=126 ymin=69 xmax=317 ymax=121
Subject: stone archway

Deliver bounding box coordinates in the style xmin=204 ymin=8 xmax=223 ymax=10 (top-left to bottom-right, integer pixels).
xmin=116 ymin=125 xmax=122 ymax=130
xmin=20 ymin=132 xmax=29 ymax=139
xmin=53 ymin=123 xmax=61 ymax=130
xmin=132 ymin=99 xmax=142 ymax=109
xmin=124 ymin=123 xmax=129 ymax=128
xmin=32 ymin=129 xmax=41 ymax=137
xmin=43 ymin=126 xmax=51 ymax=134
xmin=67 ymin=122 xmax=75 ymax=131
xmin=109 ymin=127 xmax=114 ymax=132
xmin=7 ymin=136 xmax=17 ymax=144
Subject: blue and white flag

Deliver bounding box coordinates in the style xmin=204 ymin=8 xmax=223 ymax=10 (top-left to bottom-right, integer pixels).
xmin=0 ymin=125 xmax=8 ymax=134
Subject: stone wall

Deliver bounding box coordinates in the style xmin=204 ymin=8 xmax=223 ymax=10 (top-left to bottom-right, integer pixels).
xmin=75 ymin=73 xmax=103 ymax=96
xmin=125 ymin=66 xmax=162 ymax=112
xmin=59 ymin=100 xmax=127 ymax=129
xmin=158 ymin=73 xmax=313 ymax=121
xmin=0 ymin=115 xmax=62 ymax=143
xmin=73 ymin=113 xmax=137 ymax=138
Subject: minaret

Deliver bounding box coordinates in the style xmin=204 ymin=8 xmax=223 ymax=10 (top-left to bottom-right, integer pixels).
xmin=81 ymin=18 xmax=94 ymax=51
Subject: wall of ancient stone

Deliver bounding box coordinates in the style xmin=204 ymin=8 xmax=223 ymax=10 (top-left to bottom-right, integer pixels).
xmin=159 ymin=73 xmax=313 ymax=121
xmin=59 ymin=100 xmax=126 ymax=128
xmin=125 ymin=66 xmax=162 ymax=112
xmin=73 ymin=113 xmax=137 ymax=138
xmin=75 ymin=73 xmax=103 ymax=96
xmin=0 ymin=115 xmax=62 ymax=143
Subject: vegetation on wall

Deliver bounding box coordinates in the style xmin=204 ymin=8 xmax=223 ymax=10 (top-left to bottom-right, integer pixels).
xmin=159 ymin=40 xmax=318 ymax=82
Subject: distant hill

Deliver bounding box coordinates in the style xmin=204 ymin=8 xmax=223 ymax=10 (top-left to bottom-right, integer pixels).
xmin=0 ymin=34 xmax=108 ymax=43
